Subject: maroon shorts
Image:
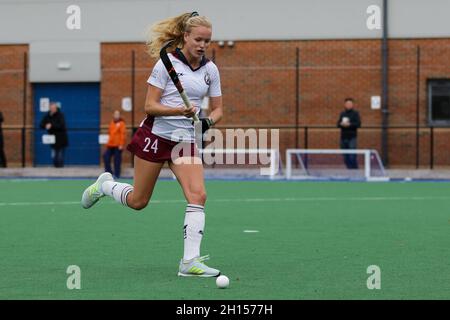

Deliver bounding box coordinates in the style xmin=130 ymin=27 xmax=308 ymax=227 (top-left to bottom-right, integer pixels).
xmin=127 ymin=125 xmax=198 ymax=163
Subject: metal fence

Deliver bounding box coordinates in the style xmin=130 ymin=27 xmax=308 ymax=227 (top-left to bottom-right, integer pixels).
xmin=2 ymin=125 xmax=450 ymax=169
xmin=2 ymin=42 xmax=450 ymax=167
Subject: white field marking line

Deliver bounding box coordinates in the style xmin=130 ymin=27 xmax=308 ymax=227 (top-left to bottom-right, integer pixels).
xmin=0 ymin=201 xmax=81 ymax=206
xmin=0 ymin=200 xmax=186 ymax=206
xmin=243 ymin=230 xmax=260 ymax=233
xmin=211 ymin=196 xmax=450 ymax=202
xmin=1 ymin=196 xmax=450 ymax=207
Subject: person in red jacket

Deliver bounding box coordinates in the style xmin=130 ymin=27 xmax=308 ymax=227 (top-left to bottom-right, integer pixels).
xmin=103 ymin=110 xmax=126 ymax=178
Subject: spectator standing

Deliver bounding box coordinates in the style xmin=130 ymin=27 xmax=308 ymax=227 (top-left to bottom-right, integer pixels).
xmin=103 ymin=110 xmax=126 ymax=178
xmin=337 ymin=98 xmax=361 ymax=169
xmin=40 ymin=102 xmax=68 ymax=167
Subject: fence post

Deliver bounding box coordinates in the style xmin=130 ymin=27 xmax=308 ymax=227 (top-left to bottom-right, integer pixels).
xmin=430 ymin=127 xmax=434 ymax=169
xmin=381 ymin=0 xmax=389 ymax=167
xmin=304 ymin=127 xmax=308 ymax=150
xmin=22 ymin=52 xmax=28 ymax=168
xmin=304 ymin=127 xmax=308 ymax=168
xmin=295 ymin=47 xmax=300 ymax=150
xmin=415 ymin=45 xmax=421 ymax=168
xmin=131 ymin=50 xmax=136 ymax=168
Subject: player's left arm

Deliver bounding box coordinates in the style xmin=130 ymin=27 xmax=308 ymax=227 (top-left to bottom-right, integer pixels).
xmin=200 ymin=96 xmax=222 ymax=134
xmin=208 ymin=96 xmax=223 ymax=125
xmin=201 ymin=63 xmax=223 ymax=133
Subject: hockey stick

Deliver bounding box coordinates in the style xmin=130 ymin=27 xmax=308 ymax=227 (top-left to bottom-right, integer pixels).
xmin=159 ymin=40 xmax=199 ymax=122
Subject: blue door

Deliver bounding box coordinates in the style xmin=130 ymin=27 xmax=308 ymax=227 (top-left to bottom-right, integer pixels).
xmin=34 ymin=83 xmax=100 ymax=165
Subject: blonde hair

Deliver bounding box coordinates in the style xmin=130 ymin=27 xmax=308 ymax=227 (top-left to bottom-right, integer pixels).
xmin=146 ymin=12 xmax=212 ymax=59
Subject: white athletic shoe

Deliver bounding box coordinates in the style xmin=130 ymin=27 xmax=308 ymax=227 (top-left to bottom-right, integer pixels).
xmin=81 ymin=172 xmax=114 ymax=209
xmin=178 ymin=255 xmax=221 ymax=277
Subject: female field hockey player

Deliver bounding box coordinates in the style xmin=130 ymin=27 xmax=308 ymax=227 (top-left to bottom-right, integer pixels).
xmin=81 ymin=12 xmax=223 ymax=277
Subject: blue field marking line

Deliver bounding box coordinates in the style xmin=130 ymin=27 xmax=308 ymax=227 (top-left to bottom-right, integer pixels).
xmin=2 ymin=176 xmax=450 ymax=183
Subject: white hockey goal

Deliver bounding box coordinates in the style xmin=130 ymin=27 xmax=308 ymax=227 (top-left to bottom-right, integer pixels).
xmin=286 ymin=149 xmax=389 ymax=181
xmin=199 ymin=148 xmax=282 ymax=178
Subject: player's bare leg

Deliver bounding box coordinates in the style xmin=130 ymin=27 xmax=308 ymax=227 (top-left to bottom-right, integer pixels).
xmin=122 ymin=156 xmax=164 ymax=210
xmin=170 ymin=156 xmax=207 ymax=206
xmin=170 ymin=157 xmax=220 ymax=277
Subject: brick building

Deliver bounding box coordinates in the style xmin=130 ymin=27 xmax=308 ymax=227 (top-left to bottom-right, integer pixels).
xmin=0 ymin=0 xmax=449 ymax=168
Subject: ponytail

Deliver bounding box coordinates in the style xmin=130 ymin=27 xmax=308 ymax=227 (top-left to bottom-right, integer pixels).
xmin=146 ymin=12 xmax=212 ymax=59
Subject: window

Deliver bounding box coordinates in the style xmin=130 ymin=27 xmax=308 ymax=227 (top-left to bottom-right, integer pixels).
xmin=428 ymin=79 xmax=450 ymax=126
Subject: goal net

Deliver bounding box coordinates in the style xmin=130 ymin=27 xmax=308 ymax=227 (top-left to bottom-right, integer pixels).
xmin=199 ymin=148 xmax=283 ymax=179
xmin=286 ymin=149 xmax=389 ymax=181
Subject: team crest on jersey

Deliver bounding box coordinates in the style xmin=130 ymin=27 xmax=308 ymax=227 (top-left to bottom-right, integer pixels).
xmin=204 ymin=72 xmax=211 ymax=85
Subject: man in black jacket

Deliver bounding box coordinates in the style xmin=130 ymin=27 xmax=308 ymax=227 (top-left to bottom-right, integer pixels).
xmin=0 ymin=111 xmax=6 ymax=167
xmin=337 ymin=98 xmax=361 ymax=169
xmin=40 ymin=103 xmax=68 ymax=167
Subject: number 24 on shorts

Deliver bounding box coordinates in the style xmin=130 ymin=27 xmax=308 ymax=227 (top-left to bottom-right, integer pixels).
xmin=143 ymin=137 xmax=159 ymax=153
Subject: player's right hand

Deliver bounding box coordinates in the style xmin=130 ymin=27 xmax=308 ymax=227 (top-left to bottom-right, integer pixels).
xmin=177 ymin=105 xmax=197 ymax=118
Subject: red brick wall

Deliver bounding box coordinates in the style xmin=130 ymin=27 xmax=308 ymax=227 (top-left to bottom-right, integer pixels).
xmin=2 ymin=39 xmax=450 ymax=167
xmin=0 ymin=45 xmax=33 ymax=166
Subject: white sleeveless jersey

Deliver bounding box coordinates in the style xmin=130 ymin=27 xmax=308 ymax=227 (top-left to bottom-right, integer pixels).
xmin=145 ymin=50 xmax=222 ymax=142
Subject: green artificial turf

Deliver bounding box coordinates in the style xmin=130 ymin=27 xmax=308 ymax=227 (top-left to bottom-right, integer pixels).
xmin=0 ymin=179 xmax=449 ymax=299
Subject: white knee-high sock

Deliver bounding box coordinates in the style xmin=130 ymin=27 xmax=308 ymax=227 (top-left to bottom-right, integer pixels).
xmin=183 ymin=204 xmax=205 ymax=261
xmin=102 ymin=181 xmax=133 ymax=207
